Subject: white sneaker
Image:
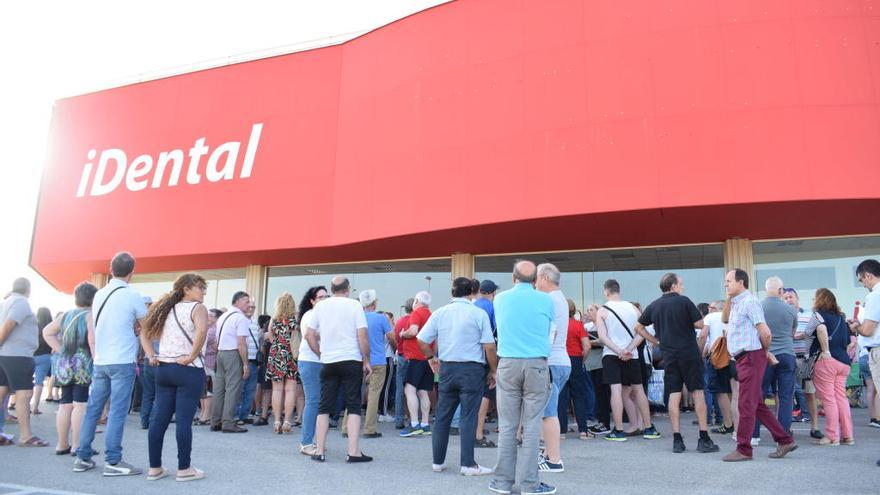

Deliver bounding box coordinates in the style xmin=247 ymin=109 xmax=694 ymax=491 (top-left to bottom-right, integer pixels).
xmin=432 ymin=463 xmax=447 ymax=473
xmin=750 ymin=437 xmax=760 ymax=447
xmin=461 ymin=464 xmax=493 ymax=476
xmin=378 ymin=415 xmax=395 ymax=423
xmin=299 ymin=444 xmax=317 ymax=456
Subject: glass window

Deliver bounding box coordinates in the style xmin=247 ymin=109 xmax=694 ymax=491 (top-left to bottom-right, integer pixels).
xmin=266 ymin=259 xmax=452 ymax=317
xmin=753 ymin=236 xmax=880 ymax=315
xmin=130 ymin=269 xmax=246 ymax=310
xmin=476 ymin=244 xmax=725 ymax=312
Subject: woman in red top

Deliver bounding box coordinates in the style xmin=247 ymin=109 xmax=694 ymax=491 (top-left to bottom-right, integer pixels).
xmin=557 ymin=299 xmax=592 ymax=440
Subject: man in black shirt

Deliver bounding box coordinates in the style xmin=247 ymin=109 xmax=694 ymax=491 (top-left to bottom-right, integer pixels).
xmin=635 ymin=273 xmax=719 ymax=455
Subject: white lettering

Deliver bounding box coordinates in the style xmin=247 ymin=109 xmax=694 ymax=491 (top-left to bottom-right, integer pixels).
xmin=206 ymin=141 xmax=240 ymax=182
xmin=239 ymin=123 xmax=263 ymax=178
xmin=76 ymin=123 xmax=264 ymax=197
xmin=126 ymin=154 xmax=153 ymax=191
xmin=89 ymin=149 xmax=127 ymax=196
xmin=152 ymin=150 xmax=185 ymax=188
xmin=186 ymin=138 xmax=209 ymax=185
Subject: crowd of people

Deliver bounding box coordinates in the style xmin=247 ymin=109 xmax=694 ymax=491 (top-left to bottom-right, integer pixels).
xmin=1 ymin=251 xmax=879 ymax=494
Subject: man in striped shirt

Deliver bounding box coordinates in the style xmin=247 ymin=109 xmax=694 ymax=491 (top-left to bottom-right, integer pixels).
xmin=784 ymin=288 xmax=821 ymax=436
xmin=721 ymin=269 xmax=797 ymax=462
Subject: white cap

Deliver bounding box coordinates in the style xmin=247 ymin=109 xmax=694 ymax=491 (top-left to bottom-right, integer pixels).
xmin=358 ymin=289 xmax=377 ymax=308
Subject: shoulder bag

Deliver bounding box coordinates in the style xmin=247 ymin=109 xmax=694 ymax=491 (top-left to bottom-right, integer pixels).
xmin=796 ymin=312 xmax=842 ymax=380
xmin=52 ymin=310 xmax=90 ymax=386
xmin=94 ymin=286 xmax=125 ymax=328
xmin=602 ymin=304 xmax=647 ymax=365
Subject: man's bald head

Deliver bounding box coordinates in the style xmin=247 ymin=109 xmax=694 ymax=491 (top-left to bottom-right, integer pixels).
xmin=513 ymin=260 xmax=537 ymax=284
xmin=330 ymin=276 xmax=351 ymax=294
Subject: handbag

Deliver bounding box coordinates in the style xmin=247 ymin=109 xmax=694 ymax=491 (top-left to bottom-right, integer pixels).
xmin=796 ymin=313 xmax=842 ymax=380
xmin=52 ymin=311 xmax=90 ymax=386
xmin=709 ymin=335 xmax=730 ymax=369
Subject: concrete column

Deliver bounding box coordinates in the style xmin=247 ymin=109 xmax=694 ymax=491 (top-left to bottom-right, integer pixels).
xmin=723 ymin=238 xmax=754 ymax=280
xmin=245 ymin=264 xmax=267 ymax=310
xmin=451 ymin=253 xmax=475 ymax=279
xmin=89 ymin=273 xmax=109 ymax=288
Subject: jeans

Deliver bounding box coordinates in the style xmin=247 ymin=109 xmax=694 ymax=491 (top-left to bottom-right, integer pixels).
xmin=753 ymin=353 xmax=796 ymax=437
xmin=148 ymin=364 xmax=204 ymax=470
xmin=703 ymin=359 xmax=722 ymax=424
xmin=235 ymin=362 xmax=259 ymax=420
xmin=77 ymin=363 xmax=136 ymax=464
xmin=298 ymin=360 xmax=321 ymax=446
xmin=394 ymin=354 xmax=408 ymax=423
xmin=590 ymin=368 xmax=610 ymax=426
xmin=433 ymin=362 xmax=486 ymax=467
xmin=493 ymin=358 xmax=550 ymax=492
xmin=558 ymin=356 xmax=590 ymax=433
xmin=583 ymin=365 xmax=597 ymax=420
xmin=140 ymin=357 xmax=158 ymax=428
xmin=813 ymin=358 xmax=853 ymax=442
xmin=734 ymin=350 xmax=793 ymax=456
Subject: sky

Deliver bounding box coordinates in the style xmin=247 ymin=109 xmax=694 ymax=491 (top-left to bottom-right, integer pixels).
xmin=0 ymin=0 xmax=447 ymax=312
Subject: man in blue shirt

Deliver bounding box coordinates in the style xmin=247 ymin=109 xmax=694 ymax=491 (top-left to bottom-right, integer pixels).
xmin=490 ymin=261 xmax=556 ymax=495
xmin=75 ymin=252 xmax=148 ymax=476
xmin=418 ymin=278 xmax=497 ymax=476
xmin=359 ymin=289 xmax=392 ymax=438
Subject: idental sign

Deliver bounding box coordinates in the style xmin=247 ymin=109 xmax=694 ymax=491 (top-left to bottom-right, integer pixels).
xmin=76 ymin=123 xmax=263 ymax=197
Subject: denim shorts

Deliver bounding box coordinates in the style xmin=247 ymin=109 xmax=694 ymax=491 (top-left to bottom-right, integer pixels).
xmin=33 ymin=354 xmax=53 ymax=384
xmin=543 ymin=365 xmax=571 ymax=418
xmin=860 ymin=355 xmax=872 ymax=383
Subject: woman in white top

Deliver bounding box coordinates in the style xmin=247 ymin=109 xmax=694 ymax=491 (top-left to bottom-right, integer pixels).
xmin=140 ymin=273 xmax=209 ymax=482
xmin=296 ymin=285 xmax=329 ymax=456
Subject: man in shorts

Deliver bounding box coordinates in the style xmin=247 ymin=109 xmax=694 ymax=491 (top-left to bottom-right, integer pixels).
xmin=399 ymin=291 xmax=434 ymax=437
xmin=635 ymin=273 xmax=719 ymax=454
xmin=0 ymin=278 xmax=45 ymax=447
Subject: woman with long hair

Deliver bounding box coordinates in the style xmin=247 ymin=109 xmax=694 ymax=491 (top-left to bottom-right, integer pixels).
xmin=31 ymin=307 xmax=54 ymax=415
xmin=266 ymin=293 xmax=299 ymax=433
xmin=806 ymin=288 xmax=854 ymax=446
xmin=42 ymin=282 xmax=97 ymax=455
xmin=140 ymin=273 xmax=208 ymax=482
xmin=296 ymin=285 xmax=328 ymax=455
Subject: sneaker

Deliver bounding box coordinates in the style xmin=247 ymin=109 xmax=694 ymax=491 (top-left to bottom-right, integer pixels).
xmin=625 ymin=429 xmax=644 ymax=437
xmin=299 ymin=444 xmax=317 ymax=456
xmin=869 ymin=418 xmax=880 ymax=428
xmin=750 ymin=437 xmax=760 ymax=447
xmin=711 ymin=424 xmax=734 ymax=434
xmin=521 ymin=482 xmax=557 ymax=495
xmin=419 ymin=425 xmax=432 ymax=436
xmin=461 ymin=464 xmax=493 ymax=476
xmin=400 ymin=426 xmax=424 ymax=437
xmin=378 ymin=414 xmax=395 ymax=423
xmin=345 ymin=453 xmax=373 ymax=463
xmin=103 ymin=461 xmax=143 ymax=477
xmin=642 ymin=425 xmax=661 ymax=439
xmin=697 ymin=436 xmax=720 ymax=453
xmin=799 ymin=415 xmax=812 ymax=423
xmin=488 ymin=480 xmax=513 ymax=495
xmin=537 ymin=457 xmax=564 ymax=473
xmin=673 ymin=437 xmax=686 ymax=453
xmin=73 ymin=458 xmax=96 ymax=473
xmin=604 ymin=429 xmax=627 ymax=442
xmin=432 ymin=463 xmax=447 ymax=472
xmin=588 ymin=423 xmax=610 ymax=436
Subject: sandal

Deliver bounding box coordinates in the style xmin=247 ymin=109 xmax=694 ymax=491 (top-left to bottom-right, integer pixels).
xmin=274 ymin=422 xmax=282 ymax=434
xmin=282 ymin=421 xmax=292 ymax=434
xmin=579 ymin=431 xmax=594 ymax=440
xmin=0 ymin=436 xmax=14 ymax=446
xmin=475 ymin=437 xmax=496 ymax=448
xmin=19 ymin=436 xmax=49 ymax=447
xmin=193 ymin=419 xmax=210 ymax=426
xmin=147 ymin=468 xmax=169 ymax=481
xmin=55 ymin=447 xmax=72 ymax=455
xmin=31 ymin=409 xmax=42 ymax=415
xmin=176 ymin=468 xmax=205 ymax=482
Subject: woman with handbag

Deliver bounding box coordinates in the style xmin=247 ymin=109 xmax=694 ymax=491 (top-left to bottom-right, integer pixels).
xmin=140 ymin=273 xmax=209 ymax=482
xmin=42 ymin=282 xmax=98 ymax=455
xmin=805 ymin=288 xmax=854 ymax=446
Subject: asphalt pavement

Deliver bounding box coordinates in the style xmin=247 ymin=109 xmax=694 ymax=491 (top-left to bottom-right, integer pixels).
xmin=1 ymin=403 xmax=877 ymax=495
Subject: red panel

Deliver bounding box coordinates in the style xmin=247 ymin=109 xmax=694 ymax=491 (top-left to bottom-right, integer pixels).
xmin=31 ymin=0 xmax=880 ymax=291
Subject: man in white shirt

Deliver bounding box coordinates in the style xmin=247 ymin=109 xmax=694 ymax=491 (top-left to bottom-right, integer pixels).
xmin=211 ymin=291 xmax=252 ymax=433
xmin=306 ymin=276 xmax=372 ymax=463
xmin=594 ymin=279 xmax=658 ymax=442
xmin=850 ymin=259 xmax=880 ymax=467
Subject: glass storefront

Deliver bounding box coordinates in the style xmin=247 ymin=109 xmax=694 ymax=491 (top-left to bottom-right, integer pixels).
xmin=753 ymin=235 xmax=880 ymax=316
xmin=130 ymin=269 xmax=246 ymax=310
xmin=476 ymin=244 xmax=726 ymax=312
xmin=265 ymin=258 xmax=452 ymax=317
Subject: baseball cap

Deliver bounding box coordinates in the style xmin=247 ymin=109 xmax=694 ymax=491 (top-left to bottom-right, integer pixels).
xmin=480 ymin=280 xmax=499 ymax=294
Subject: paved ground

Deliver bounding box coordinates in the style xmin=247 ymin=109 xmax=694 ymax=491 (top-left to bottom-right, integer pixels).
xmin=0 ymin=404 xmax=877 ymax=495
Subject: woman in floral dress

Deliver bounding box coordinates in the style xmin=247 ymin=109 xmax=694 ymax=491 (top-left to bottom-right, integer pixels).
xmin=265 ymin=292 xmax=299 ymax=433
